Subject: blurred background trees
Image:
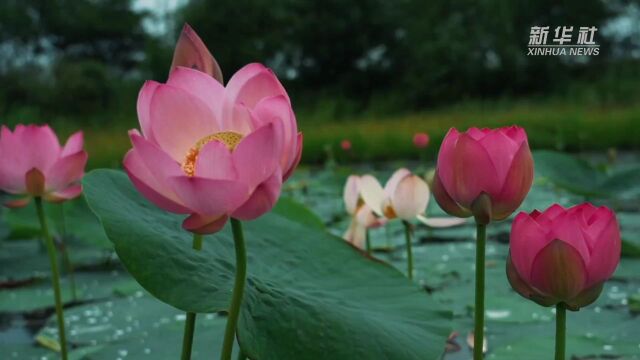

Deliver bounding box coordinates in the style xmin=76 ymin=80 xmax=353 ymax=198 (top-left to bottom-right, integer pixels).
xmin=0 ymin=0 xmax=638 ymax=159
xmin=0 ymin=0 xmax=148 ymax=117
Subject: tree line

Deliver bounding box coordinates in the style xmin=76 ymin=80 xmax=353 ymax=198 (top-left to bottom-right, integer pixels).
xmin=0 ymin=0 xmax=637 ymax=121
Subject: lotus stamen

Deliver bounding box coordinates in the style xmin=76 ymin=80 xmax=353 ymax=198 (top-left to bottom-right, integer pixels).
xmin=182 ymin=131 xmax=243 ymax=176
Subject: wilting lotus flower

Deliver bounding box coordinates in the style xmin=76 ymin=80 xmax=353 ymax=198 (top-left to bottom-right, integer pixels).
xmin=360 ymin=169 xmax=429 ymax=220
xmin=0 ymin=125 xmax=87 ymax=207
xmin=124 ymin=64 xmax=302 ymax=234
xmin=170 ymin=23 xmax=223 ymax=83
xmin=507 ymin=203 xmax=621 ymax=310
xmin=359 ymin=168 xmax=464 ymax=227
xmin=343 ymin=175 xmax=385 ymax=248
xmin=413 ymin=132 xmax=430 ymax=148
xmin=432 ymin=126 xmax=533 ymax=223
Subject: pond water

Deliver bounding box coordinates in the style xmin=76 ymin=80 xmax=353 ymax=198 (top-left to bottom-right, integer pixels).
xmin=1 ymin=152 xmax=640 ymax=359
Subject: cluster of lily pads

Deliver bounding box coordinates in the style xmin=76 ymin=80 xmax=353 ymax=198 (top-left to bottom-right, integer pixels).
xmin=0 ymin=24 xmax=631 ymax=360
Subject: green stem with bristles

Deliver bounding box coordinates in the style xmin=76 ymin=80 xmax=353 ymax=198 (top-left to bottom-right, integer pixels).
xmin=473 ymin=222 xmax=487 ymax=360
xmin=57 ymin=203 xmax=76 ymax=300
xmin=402 ymin=220 xmax=414 ymax=280
xmin=180 ymin=234 xmax=203 ymax=360
xmin=220 ymin=219 xmax=247 ymax=360
xmin=365 ymin=229 xmax=372 ymax=255
xmin=35 ymin=197 xmax=68 ymax=360
xmin=555 ymin=302 xmax=566 ymax=360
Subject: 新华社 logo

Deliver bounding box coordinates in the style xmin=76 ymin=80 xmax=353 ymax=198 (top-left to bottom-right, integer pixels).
xmin=528 ymin=26 xmax=599 ymax=56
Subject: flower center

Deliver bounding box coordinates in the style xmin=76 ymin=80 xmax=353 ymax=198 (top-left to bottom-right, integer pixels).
xmin=181 ymin=131 xmax=243 ymax=176
xmin=382 ymin=199 xmax=397 ymax=219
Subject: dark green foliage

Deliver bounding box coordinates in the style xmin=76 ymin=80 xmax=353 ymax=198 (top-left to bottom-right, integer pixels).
xmin=0 ymin=0 xmax=147 ymax=67
xmin=394 ymin=0 xmax=613 ymax=104
xmin=180 ymin=0 xmax=627 ymax=108
xmin=0 ymin=0 xmax=147 ymax=117
xmin=1 ymin=0 xmax=638 ymax=121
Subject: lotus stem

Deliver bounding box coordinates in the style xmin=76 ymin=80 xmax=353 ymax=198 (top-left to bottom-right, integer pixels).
xmin=220 ymin=219 xmax=247 ymax=360
xmin=555 ymin=302 xmax=566 ymax=360
xmin=402 ymin=220 xmax=414 ymax=280
xmin=57 ymin=203 xmax=76 ymax=300
xmin=35 ymin=197 xmax=68 ymax=360
xmin=365 ymin=229 xmax=372 ymax=255
xmin=180 ymin=233 xmax=203 ymax=360
xmin=473 ymin=222 xmax=487 ymax=360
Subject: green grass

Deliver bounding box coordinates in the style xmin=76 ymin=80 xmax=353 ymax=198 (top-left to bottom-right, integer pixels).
xmin=301 ymin=99 xmax=640 ymax=163
xmin=6 ymin=98 xmax=640 ymax=169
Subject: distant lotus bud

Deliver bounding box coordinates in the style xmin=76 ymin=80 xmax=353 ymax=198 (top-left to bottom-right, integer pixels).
xmin=432 ymin=126 xmax=533 ymax=222
xmin=507 ymin=204 xmax=621 ymax=310
xmin=413 ymin=132 xmax=430 ymax=148
xmin=341 ymin=140 xmax=352 ymax=151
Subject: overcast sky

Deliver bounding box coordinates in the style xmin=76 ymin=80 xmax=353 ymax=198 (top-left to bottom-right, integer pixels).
xmin=132 ymin=0 xmax=187 ymax=35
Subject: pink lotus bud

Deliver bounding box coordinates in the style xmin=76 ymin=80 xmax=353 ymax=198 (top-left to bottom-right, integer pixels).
xmin=432 ymin=126 xmax=533 ymax=222
xmin=507 ymin=203 xmax=621 ymax=310
xmin=0 ymin=125 xmax=87 ymax=207
xmin=413 ymin=132 xmax=430 ymax=148
xmin=170 ymin=23 xmax=224 ymax=84
xmin=125 ymin=64 xmax=302 ymax=234
xmin=341 ymin=140 xmax=352 ymax=151
xmin=359 ymin=169 xmax=430 ymax=221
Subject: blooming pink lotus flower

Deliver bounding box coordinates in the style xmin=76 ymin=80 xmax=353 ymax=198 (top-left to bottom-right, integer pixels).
xmin=413 ymin=132 xmax=430 ymax=148
xmin=341 ymin=139 xmax=352 ymax=151
xmin=0 ymin=125 xmax=86 ymax=207
xmin=124 ymin=64 xmax=303 ymax=234
xmin=507 ymin=203 xmax=621 ymax=310
xmin=432 ymin=126 xmax=533 ymax=222
xmin=343 ymin=175 xmax=385 ymax=248
xmin=170 ymin=23 xmax=223 ymax=83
